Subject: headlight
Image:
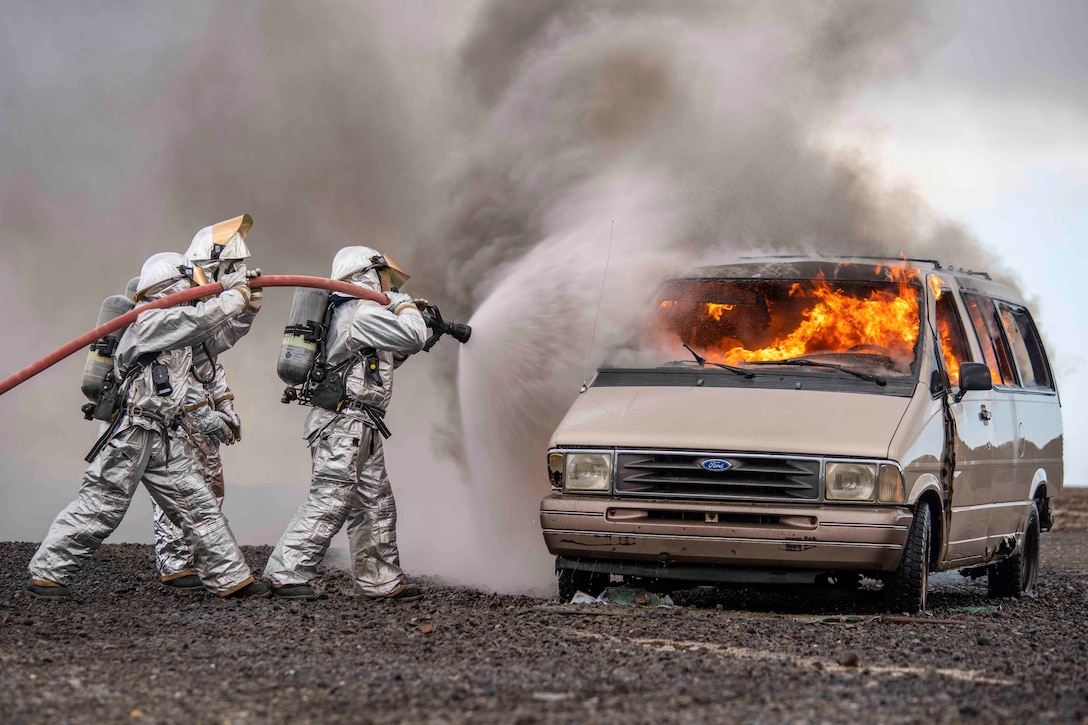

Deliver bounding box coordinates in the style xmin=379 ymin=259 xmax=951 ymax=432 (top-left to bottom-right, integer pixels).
xmin=825 ymin=462 xmax=877 ymax=502
xmin=877 ymin=464 xmax=905 ymax=503
xmin=547 ymin=452 xmax=564 ymax=489
xmin=565 ymin=452 xmax=612 ymax=492
xmin=825 ymin=462 xmax=905 ymax=503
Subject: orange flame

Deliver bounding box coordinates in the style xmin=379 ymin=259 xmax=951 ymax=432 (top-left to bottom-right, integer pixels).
xmin=703 ymin=264 xmax=921 ymax=365
xmin=937 ymin=314 xmax=962 ymax=385
xmin=929 ymin=275 xmax=943 ymax=301
xmin=931 ymin=275 xmax=962 ymax=385
xmin=706 ymin=302 xmax=735 ymax=320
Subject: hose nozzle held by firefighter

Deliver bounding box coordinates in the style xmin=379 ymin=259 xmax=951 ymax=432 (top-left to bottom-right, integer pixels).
xmin=420 ymin=304 xmax=471 ymax=352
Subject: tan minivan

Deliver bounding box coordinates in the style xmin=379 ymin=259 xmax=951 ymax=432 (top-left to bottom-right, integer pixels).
xmin=539 ymin=257 xmax=1063 ymax=612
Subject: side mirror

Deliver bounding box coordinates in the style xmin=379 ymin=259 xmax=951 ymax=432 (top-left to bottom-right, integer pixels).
xmin=954 ymin=361 xmax=993 ymax=402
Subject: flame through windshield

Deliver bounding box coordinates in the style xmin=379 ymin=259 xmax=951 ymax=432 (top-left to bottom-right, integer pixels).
xmin=655 ymin=264 xmax=923 ymax=376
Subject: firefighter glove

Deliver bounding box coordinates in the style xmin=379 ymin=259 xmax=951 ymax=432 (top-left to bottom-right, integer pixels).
xmin=220 ymin=266 xmax=248 ymax=291
xmin=386 ymin=291 xmax=416 ymax=315
xmin=216 ymin=399 xmax=242 ymax=440
xmin=219 ymin=267 xmax=251 ymax=307
xmin=195 ymin=405 xmax=236 ymax=445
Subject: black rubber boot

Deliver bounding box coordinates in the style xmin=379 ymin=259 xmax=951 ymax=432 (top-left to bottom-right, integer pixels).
xmin=223 ymin=580 xmax=271 ymax=598
xmin=161 ymin=574 xmax=203 ymax=592
xmin=27 ymin=581 xmax=72 ymax=600
xmin=271 ymin=584 xmax=318 ymax=600
xmin=371 ymin=585 xmax=422 ymax=602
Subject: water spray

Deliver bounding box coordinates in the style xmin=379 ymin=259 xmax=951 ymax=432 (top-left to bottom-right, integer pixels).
xmin=580 ymin=220 xmax=615 ymax=393
xmin=0 ymin=275 xmax=472 ymax=398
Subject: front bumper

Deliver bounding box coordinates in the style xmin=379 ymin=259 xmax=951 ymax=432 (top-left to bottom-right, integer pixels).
xmin=540 ymin=493 xmax=912 ymax=579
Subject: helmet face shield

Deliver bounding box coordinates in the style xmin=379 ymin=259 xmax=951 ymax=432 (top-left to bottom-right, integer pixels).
xmin=219 ymin=231 xmax=250 ymax=263
xmin=185 ymin=214 xmax=253 ymax=278
xmin=141 ymin=276 xmax=194 ymax=301
xmin=377 ymin=253 xmax=410 ymax=291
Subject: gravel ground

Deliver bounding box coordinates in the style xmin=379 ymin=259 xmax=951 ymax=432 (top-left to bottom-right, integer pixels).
xmin=2 ymin=490 xmax=1087 ymax=724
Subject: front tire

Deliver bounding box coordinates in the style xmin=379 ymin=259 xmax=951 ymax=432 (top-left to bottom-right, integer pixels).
xmin=884 ymin=502 xmax=931 ymax=613
xmin=988 ymin=503 xmax=1040 ymax=597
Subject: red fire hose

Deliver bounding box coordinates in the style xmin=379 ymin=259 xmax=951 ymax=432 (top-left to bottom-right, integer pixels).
xmin=0 ymin=275 xmax=389 ymax=397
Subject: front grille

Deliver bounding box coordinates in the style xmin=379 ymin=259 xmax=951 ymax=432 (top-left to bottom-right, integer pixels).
xmin=615 ymin=451 xmax=820 ymax=501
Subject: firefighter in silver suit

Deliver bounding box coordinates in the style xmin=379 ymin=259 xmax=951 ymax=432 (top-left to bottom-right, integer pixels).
xmin=27 ymin=252 xmax=269 ymax=599
xmin=153 ymin=215 xmax=255 ymax=591
xmin=264 ymin=246 xmax=427 ymax=601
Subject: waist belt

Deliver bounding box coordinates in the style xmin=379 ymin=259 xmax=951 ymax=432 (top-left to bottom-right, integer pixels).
xmin=123 ymin=405 xmax=168 ymax=425
xmin=85 ymin=404 xmax=174 ymax=464
xmin=341 ymin=399 xmax=391 ymax=439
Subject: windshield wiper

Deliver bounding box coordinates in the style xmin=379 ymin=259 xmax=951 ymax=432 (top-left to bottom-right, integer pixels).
xmin=745 ymin=357 xmax=887 ymax=386
xmin=676 ymin=344 xmax=756 ymax=379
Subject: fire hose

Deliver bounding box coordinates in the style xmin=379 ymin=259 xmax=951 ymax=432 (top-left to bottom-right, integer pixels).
xmin=0 ymin=275 xmax=389 ymax=398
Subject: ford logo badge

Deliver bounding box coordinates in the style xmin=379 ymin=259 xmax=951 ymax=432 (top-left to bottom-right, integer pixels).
xmin=700 ymin=458 xmax=732 ymax=472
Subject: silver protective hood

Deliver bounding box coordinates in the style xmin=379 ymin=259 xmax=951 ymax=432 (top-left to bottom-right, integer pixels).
xmin=134 ymin=252 xmax=191 ymax=301
xmin=331 ymin=246 xmax=382 ymax=282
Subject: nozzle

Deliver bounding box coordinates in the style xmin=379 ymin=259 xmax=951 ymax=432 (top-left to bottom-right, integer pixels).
xmin=445 ymin=322 xmax=472 ymax=344
xmin=421 ymin=304 xmax=471 ymax=351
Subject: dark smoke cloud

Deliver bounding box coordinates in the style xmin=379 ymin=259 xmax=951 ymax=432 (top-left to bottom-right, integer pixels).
xmin=1 ymin=1 xmax=1009 ymax=591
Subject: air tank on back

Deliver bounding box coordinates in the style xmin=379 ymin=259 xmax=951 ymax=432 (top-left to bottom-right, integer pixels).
xmin=278 ymin=287 xmax=329 ymax=385
xmin=81 ymin=294 xmax=136 ymax=400
xmin=124 ymin=276 xmax=140 ymax=301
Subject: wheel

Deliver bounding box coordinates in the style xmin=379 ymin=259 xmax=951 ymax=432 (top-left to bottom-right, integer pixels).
xmin=988 ymin=503 xmax=1040 ymax=597
xmin=557 ymin=566 xmax=608 ymax=602
xmin=884 ymin=502 xmax=931 ymax=613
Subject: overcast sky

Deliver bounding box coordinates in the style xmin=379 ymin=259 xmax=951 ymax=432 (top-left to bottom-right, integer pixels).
xmin=831 ymin=0 xmax=1088 ymax=484
xmin=1 ymin=1 xmax=1084 ymax=593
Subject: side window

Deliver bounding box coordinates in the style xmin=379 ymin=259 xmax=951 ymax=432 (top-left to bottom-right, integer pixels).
xmin=963 ymin=293 xmax=1017 ymax=387
xmin=997 ymin=302 xmax=1054 ymax=390
xmin=934 ymin=291 xmax=971 ymax=387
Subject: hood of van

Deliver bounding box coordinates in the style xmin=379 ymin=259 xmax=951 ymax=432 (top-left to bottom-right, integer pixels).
xmin=551 ymin=385 xmax=911 ymax=458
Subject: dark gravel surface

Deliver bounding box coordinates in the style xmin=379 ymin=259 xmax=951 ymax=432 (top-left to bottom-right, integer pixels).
xmin=3 ymin=492 xmax=1087 ymax=724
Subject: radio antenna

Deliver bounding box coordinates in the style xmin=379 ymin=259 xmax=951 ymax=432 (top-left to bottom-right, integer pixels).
xmin=581 ymin=220 xmax=615 ymax=393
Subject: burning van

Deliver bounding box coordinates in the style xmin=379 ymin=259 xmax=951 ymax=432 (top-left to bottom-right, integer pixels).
xmin=539 ymin=257 xmax=1063 ymax=612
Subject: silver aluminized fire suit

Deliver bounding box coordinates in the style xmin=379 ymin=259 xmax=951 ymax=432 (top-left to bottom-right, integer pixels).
xmin=29 ymin=285 xmax=260 ymax=596
xmin=264 ymin=290 xmax=426 ymax=596
xmin=152 ymin=335 xmax=246 ymax=583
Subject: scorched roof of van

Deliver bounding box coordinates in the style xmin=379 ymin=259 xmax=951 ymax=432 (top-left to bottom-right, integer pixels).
xmin=673 ymin=255 xmax=993 ymax=282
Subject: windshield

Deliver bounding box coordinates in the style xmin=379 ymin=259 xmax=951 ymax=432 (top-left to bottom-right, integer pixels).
xmin=635 ymin=271 xmax=923 ymax=379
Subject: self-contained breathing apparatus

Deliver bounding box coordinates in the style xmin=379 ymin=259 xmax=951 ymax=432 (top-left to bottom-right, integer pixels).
xmin=80 ymin=287 xmax=184 ymax=461
xmin=276 ymin=289 xmax=471 ymax=439
xmin=277 ymin=293 xmax=392 ymax=437
xmin=81 ymin=295 xmax=176 ymax=424
xmin=83 ymin=352 xmax=175 ymax=463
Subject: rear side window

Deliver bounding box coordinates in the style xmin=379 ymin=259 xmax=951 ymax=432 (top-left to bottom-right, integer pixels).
xmin=963 ymin=293 xmax=1017 ymax=387
xmin=997 ymin=302 xmax=1054 ymax=390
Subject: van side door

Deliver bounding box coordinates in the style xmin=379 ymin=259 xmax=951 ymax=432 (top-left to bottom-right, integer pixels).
xmin=934 ymin=285 xmax=992 ymax=564
xmin=962 ymin=293 xmax=1021 ymax=558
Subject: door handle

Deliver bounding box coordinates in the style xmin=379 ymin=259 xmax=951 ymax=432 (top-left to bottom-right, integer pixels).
xmin=979 ymin=406 xmax=991 ymax=423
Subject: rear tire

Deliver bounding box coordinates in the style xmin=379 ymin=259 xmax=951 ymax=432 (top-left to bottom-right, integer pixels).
xmin=988 ymin=503 xmax=1040 ymax=597
xmin=884 ymin=502 xmax=931 ymax=613
xmin=557 ymin=567 xmax=608 ymax=603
